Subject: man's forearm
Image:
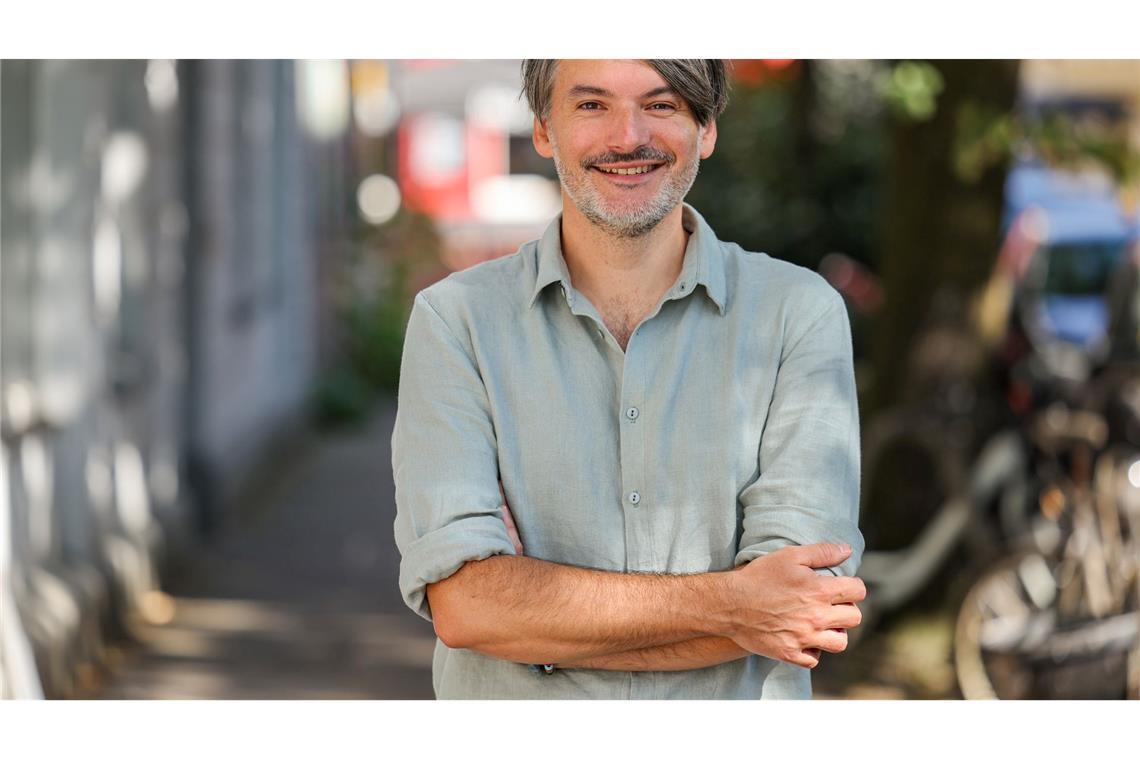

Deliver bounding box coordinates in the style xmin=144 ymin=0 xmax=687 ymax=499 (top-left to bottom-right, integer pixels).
xmin=426 ymin=554 xmax=736 ymax=664
xmin=558 ymin=635 xmax=749 ymax=672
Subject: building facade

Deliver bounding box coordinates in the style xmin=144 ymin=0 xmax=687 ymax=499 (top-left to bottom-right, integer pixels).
xmin=0 ymin=60 xmax=354 ymax=698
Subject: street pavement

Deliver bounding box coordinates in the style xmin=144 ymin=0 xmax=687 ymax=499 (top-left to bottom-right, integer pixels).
xmin=97 ymin=399 xmax=437 ymax=699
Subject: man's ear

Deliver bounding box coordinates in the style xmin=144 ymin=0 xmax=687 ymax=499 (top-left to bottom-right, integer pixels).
xmin=699 ymin=119 xmax=718 ymax=160
xmin=532 ymin=116 xmax=554 ymax=159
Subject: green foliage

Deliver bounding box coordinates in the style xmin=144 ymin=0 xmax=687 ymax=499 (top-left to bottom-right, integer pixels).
xmin=315 ymin=211 xmax=444 ymax=427
xmin=953 ymin=103 xmax=1016 ymax=184
xmin=342 ymin=259 xmax=413 ymax=393
xmin=872 ymin=60 xmax=1140 ymax=190
xmin=954 ymin=105 xmax=1140 ymax=186
xmin=878 ymin=61 xmax=945 ymax=122
xmin=314 ymin=364 xmax=375 ymax=426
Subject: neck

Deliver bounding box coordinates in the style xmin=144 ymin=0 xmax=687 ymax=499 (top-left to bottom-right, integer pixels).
xmin=559 ymin=199 xmax=689 ymax=311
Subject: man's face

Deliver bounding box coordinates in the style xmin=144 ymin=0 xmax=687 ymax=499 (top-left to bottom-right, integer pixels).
xmin=532 ymin=60 xmax=718 ymax=238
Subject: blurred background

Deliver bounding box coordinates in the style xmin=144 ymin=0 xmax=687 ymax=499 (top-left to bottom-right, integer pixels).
xmin=1 ymin=59 xmax=1138 ymax=700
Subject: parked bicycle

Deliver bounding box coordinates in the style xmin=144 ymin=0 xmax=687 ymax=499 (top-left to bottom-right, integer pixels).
xmin=953 ymin=372 xmax=1140 ymax=699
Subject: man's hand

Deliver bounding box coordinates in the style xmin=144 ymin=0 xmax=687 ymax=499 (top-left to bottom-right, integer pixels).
xmin=725 ymin=543 xmax=865 ymax=668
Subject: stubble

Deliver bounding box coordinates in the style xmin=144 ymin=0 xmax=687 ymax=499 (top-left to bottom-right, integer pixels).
xmin=550 ymin=132 xmax=702 ymax=239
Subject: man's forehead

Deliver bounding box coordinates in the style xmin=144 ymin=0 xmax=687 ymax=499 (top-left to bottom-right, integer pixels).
xmin=552 ymin=59 xmax=671 ymax=96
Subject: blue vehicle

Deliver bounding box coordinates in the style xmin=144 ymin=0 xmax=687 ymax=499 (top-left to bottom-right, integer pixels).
xmin=1003 ymin=162 xmax=1140 ymax=360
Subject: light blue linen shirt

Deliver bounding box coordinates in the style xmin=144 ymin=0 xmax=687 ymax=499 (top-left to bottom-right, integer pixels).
xmin=392 ymin=203 xmax=864 ymax=699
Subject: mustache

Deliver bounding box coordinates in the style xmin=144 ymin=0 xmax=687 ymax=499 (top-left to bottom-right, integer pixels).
xmin=582 ymin=147 xmax=674 ymax=169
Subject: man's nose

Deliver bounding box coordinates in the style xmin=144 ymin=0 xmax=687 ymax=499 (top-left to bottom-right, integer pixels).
xmin=606 ymin=106 xmax=651 ymax=154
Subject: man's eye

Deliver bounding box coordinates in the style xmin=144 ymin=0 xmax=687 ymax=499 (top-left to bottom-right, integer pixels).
xmin=649 ymin=103 xmax=678 ymax=111
xmin=578 ymin=102 xmax=602 ymax=111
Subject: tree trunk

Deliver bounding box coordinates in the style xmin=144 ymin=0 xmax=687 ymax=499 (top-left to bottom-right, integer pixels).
xmin=872 ymin=60 xmax=1021 ymax=412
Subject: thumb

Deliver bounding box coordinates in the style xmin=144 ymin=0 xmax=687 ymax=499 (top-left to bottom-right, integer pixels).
xmin=791 ymin=542 xmax=852 ymax=569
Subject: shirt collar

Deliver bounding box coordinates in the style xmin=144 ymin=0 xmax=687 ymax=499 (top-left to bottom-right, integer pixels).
xmin=528 ymin=213 xmax=573 ymax=309
xmin=527 ymin=203 xmax=727 ymax=315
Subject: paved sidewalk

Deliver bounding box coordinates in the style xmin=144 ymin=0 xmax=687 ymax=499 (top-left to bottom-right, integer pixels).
xmin=98 ymin=400 xmax=437 ymax=699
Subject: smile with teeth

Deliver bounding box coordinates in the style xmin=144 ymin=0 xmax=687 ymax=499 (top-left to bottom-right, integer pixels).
xmin=595 ymin=165 xmax=658 ymax=175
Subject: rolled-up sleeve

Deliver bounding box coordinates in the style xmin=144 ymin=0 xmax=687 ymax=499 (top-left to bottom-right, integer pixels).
xmin=735 ymin=287 xmax=864 ymax=577
xmin=392 ymin=291 xmax=516 ymax=621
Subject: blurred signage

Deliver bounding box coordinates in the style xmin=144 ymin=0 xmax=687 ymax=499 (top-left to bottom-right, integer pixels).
xmin=397 ymin=112 xmax=506 ymax=221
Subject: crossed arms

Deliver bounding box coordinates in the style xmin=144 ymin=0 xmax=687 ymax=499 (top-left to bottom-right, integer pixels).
xmin=394 ymin=286 xmax=865 ymax=673
xmin=428 ymin=512 xmax=864 ymax=670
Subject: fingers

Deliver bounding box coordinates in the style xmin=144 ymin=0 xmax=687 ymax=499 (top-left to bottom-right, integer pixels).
xmin=787 ymin=631 xmax=848 ymax=670
xmin=810 ymin=628 xmax=849 ymax=654
xmin=790 ymin=648 xmax=821 ymax=669
xmin=822 ymin=602 xmax=862 ymax=631
xmin=826 ymin=576 xmax=867 ymax=605
xmin=786 ymin=542 xmax=853 ymax=570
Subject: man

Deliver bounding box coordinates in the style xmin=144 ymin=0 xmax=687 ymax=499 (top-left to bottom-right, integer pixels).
xmin=392 ymin=59 xmax=866 ymax=699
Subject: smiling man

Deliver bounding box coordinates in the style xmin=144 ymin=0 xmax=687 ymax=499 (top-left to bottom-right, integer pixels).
xmin=392 ymin=59 xmax=866 ymax=699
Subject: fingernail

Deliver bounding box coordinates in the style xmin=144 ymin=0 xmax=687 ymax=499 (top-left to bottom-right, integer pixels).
xmin=841 ymin=543 xmax=851 ymax=552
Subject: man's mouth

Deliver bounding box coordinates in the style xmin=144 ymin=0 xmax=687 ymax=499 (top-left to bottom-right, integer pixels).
xmin=590 ymin=163 xmax=663 ymax=177
xmin=596 ymin=165 xmax=655 ymax=175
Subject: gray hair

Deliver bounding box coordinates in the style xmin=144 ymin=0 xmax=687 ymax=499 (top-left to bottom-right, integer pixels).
xmin=520 ymin=59 xmax=730 ymax=127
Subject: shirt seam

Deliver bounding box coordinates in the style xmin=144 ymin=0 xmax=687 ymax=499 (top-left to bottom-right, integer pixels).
xmin=417 ymin=291 xmax=476 ymax=365
xmin=780 ymin=288 xmax=843 ymax=361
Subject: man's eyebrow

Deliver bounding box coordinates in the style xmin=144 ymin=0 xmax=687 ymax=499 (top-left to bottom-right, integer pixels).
xmin=564 ymin=84 xmax=680 ymax=99
xmin=566 ymin=84 xmax=612 ymax=99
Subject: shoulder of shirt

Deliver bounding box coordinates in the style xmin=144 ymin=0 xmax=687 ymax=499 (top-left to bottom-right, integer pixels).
xmin=719 ymin=240 xmax=843 ymax=316
xmin=414 ymin=242 xmax=535 ymax=327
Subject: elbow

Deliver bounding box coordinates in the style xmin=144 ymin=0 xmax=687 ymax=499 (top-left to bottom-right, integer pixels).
xmin=432 ymin=606 xmax=471 ymax=650
xmin=426 ymin=555 xmax=520 ymax=652
xmin=433 ymin=615 xmax=467 ymax=650
xmin=426 ymin=567 xmax=478 ymax=650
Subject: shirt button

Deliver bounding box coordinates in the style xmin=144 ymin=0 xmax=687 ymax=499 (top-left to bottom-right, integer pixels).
xmin=625 ymin=407 xmax=639 ymax=421
xmin=629 ymin=491 xmax=641 ymax=505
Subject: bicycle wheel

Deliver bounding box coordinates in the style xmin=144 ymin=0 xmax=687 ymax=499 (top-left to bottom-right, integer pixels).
xmin=955 ymin=548 xmax=1139 ymax=699
xmin=954 ymin=551 xmax=1056 ymax=699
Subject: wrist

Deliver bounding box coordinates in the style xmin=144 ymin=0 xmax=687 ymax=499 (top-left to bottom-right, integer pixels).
xmin=689 ymin=570 xmax=741 ymax=639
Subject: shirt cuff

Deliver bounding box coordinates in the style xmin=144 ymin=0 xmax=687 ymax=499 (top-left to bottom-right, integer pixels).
xmin=735 ymin=504 xmax=864 ymax=577
xmin=399 ymin=513 xmax=516 ymax=621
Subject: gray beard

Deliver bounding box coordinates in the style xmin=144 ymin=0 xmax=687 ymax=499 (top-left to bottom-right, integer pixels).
xmin=551 ymin=139 xmax=701 ymax=239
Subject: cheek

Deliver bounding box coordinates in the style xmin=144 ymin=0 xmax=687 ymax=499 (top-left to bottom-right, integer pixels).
xmin=550 ymin=132 xmax=592 ymax=163
xmin=659 ymin=127 xmax=702 ymax=155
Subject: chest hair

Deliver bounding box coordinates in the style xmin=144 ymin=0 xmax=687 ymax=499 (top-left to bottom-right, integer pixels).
xmin=599 ymin=294 xmax=648 ymax=352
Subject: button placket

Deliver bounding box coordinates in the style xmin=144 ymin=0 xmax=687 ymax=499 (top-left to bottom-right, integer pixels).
xmin=617 ymin=334 xmax=652 ymax=571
